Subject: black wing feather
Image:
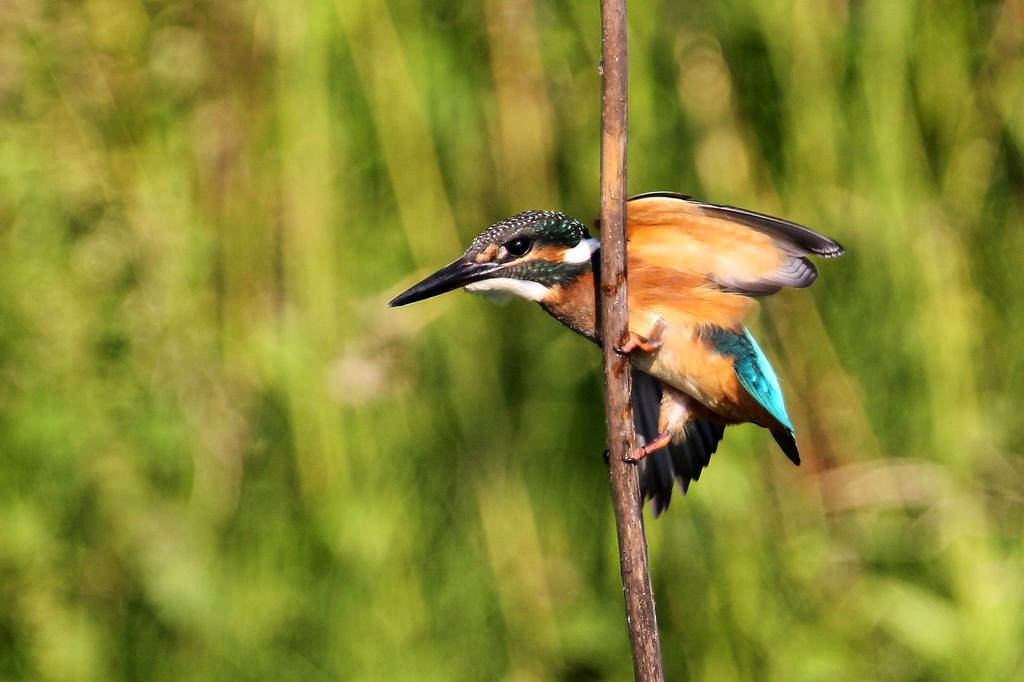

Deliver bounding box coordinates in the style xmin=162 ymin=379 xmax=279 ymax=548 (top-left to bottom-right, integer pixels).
xmin=633 ymin=370 xmax=727 ymax=517
xmin=632 ymin=369 xmax=675 ymax=514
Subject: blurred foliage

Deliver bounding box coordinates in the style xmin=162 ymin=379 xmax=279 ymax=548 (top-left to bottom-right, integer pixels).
xmin=1 ymin=0 xmax=1023 ymax=680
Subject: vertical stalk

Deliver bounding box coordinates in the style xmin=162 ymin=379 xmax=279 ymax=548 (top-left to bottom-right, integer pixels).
xmin=599 ymin=1 xmax=665 ymax=680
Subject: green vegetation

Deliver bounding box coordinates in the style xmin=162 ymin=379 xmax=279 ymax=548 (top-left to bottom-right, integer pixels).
xmin=2 ymin=0 xmax=1022 ymax=679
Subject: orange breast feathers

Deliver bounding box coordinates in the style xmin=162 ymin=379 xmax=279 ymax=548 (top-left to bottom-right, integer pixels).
xmin=627 ymin=318 xmax=749 ymax=420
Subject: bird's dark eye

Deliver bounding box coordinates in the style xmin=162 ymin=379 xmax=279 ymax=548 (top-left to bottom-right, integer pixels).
xmin=505 ymin=236 xmax=533 ymax=257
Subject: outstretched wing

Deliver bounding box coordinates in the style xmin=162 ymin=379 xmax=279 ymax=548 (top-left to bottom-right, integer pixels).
xmin=633 ymin=370 xmax=726 ymax=516
xmin=626 ymin=192 xmax=844 ymax=297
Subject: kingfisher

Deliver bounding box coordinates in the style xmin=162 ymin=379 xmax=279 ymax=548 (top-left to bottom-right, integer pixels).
xmin=390 ymin=192 xmax=843 ymax=515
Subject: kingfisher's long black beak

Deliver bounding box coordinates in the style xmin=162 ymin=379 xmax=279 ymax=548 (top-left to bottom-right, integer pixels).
xmin=389 ymin=258 xmax=501 ymax=307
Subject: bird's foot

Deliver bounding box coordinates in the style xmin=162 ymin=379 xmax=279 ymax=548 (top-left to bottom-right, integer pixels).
xmin=623 ymin=431 xmax=671 ymax=463
xmin=615 ymin=318 xmax=667 ymax=354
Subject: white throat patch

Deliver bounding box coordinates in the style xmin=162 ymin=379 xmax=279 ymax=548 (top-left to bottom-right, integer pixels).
xmin=561 ymin=238 xmax=600 ymax=264
xmin=464 ymin=278 xmax=549 ymax=303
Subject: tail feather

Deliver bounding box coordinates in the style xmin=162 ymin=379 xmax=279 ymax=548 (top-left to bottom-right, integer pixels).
xmin=771 ymin=428 xmax=801 ymax=466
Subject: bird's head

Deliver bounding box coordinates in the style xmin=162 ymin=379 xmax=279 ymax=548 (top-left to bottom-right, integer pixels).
xmin=389 ymin=210 xmax=598 ymax=307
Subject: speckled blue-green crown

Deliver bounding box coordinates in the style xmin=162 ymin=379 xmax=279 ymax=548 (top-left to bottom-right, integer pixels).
xmin=466 ymin=210 xmax=590 ymax=257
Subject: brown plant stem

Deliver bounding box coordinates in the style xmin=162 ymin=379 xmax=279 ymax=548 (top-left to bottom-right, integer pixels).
xmin=599 ymin=1 xmax=665 ymax=680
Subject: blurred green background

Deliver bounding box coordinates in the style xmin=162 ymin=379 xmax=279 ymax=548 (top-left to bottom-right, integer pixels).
xmin=2 ymin=0 xmax=1023 ymax=679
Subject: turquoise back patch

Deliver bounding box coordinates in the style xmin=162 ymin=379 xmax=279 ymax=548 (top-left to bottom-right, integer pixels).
xmin=707 ymin=327 xmax=793 ymax=432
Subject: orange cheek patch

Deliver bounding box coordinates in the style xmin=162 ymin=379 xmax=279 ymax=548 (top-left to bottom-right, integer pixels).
xmin=475 ymin=244 xmax=499 ymax=263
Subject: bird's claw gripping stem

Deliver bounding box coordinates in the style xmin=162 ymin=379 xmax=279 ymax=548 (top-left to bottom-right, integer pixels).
xmin=615 ymin=318 xmax=667 ymax=355
xmin=624 ymin=431 xmax=672 ymax=463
